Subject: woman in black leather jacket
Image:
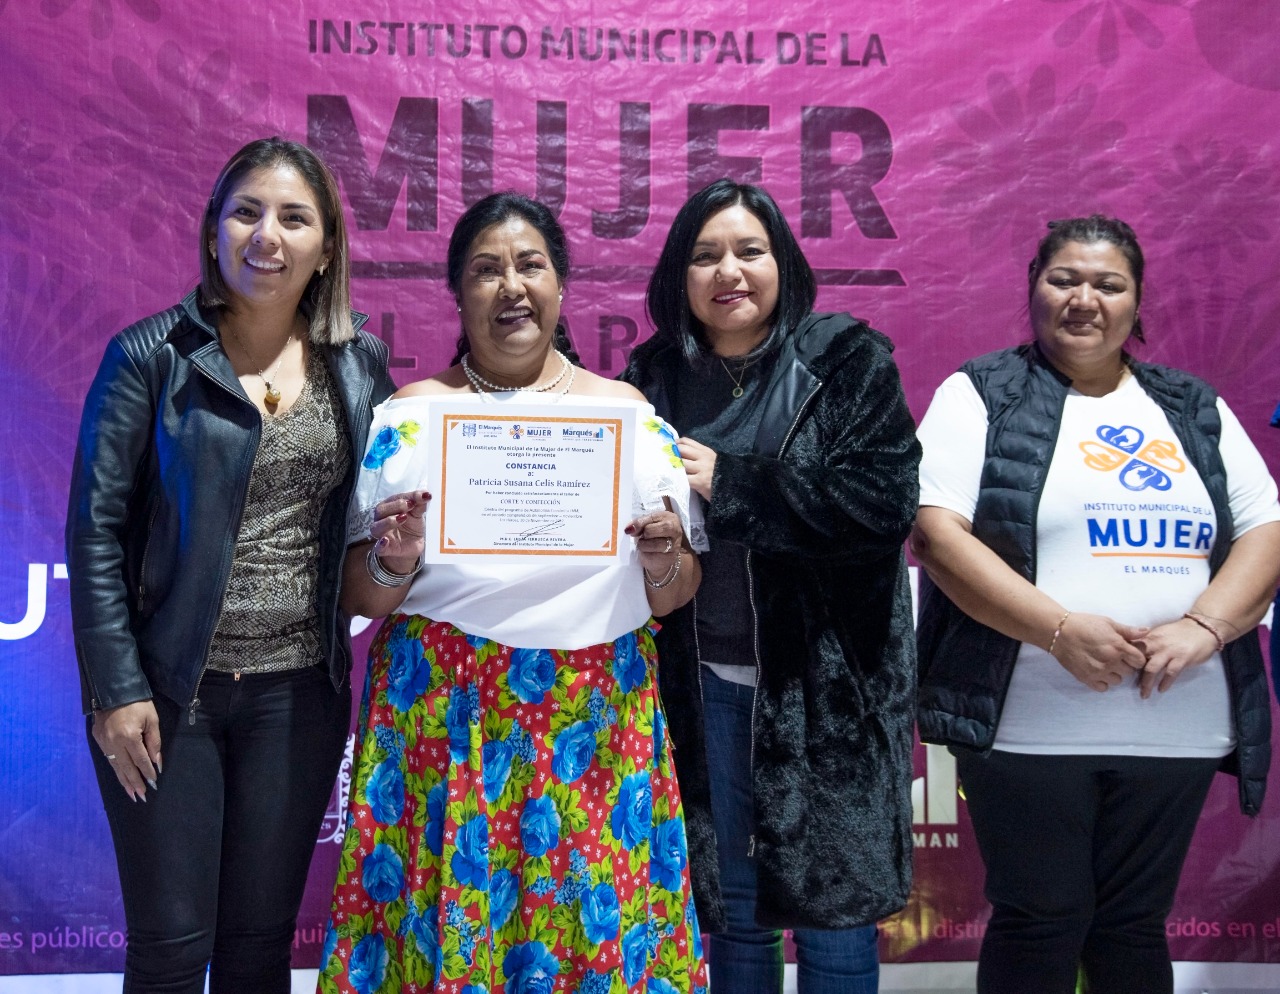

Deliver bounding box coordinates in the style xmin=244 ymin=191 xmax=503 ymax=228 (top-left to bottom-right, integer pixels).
xmin=65 ymin=137 xmax=394 ymax=993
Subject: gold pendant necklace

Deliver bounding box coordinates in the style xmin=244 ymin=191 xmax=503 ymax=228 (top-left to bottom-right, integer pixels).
xmin=224 ymin=323 xmax=295 ymax=407
xmin=720 ymin=356 xmax=756 ymax=399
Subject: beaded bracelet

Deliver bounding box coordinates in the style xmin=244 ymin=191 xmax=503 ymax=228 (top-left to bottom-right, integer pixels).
xmin=1183 ymin=612 xmax=1226 ymax=653
xmin=366 ymin=544 xmax=422 ymax=588
xmin=1047 ymin=610 xmax=1071 ymax=656
xmin=644 ymin=549 xmax=682 ymax=590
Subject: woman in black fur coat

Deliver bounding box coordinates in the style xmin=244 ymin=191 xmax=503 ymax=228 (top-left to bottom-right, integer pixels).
xmin=621 ymin=179 xmax=921 ymax=994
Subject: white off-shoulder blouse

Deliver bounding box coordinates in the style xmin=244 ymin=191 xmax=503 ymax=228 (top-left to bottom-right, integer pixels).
xmin=347 ymin=393 xmax=693 ymax=650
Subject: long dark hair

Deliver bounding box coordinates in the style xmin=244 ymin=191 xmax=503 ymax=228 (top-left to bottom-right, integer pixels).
xmin=646 ymin=178 xmax=816 ymax=365
xmin=446 ymin=192 xmax=581 ymax=366
xmin=199 ymin=136 xmax=353 ymax=344
xmin=1028 ymin=214 xmax=1146 ymax=343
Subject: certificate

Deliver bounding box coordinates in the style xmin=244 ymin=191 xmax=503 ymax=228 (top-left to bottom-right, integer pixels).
xmin=421 ymin=398 xmax=636 ymax=565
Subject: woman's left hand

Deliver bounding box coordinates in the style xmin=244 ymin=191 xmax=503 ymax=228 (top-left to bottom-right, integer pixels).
xmin=677 ymin=436 xmax=717 ymax=500
xmin=625 ymin=503 xmax=686 ymax=582
xmin=1134 ymin=618 xmax=1221 ymax=698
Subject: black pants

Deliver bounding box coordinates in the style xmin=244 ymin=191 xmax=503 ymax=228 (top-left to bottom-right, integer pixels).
xmin=955 ymin=749 xmax=1220 ymax=994
xmin=89 ymin=666 xmax=350 ymax=994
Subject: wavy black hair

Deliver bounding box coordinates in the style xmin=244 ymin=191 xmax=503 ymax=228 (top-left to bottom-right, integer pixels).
xmin=446 ymin=192 xmax=581 ymax=366
xmin=646 ymin=178 xmax=816 ymax=365
xmin=1028 ymin=214 xmax=1146 ymax=343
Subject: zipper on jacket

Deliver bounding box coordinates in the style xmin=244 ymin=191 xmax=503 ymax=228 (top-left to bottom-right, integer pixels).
xmin=185 ymin=359 xmax=261 ymax=722
xmin=324 ymin=365 xmax=377 ymax=691
xmin=744 ymin=546 xmax=764 ymax=859
xmin=136 ymin=503 xmax=160 ymax=612
xmin=739 ymin=375 xmax=824 ymax=859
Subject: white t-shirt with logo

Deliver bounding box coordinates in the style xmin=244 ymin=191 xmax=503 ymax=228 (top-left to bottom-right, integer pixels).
xmin=918 ymin=371 xmax=1280 ymax=756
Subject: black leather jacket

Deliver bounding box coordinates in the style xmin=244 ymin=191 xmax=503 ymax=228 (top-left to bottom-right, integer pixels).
xmin=66 ymin=293 xmax=394 ymax=713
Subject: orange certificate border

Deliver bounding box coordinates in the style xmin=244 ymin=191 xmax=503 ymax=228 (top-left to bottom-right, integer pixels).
xmin=437 ymin=411 xmax=626 ymax=557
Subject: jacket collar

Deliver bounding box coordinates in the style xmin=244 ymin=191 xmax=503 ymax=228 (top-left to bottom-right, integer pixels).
xmin=178 ymin=290 xmax=373 ymax=406
xmin=633 ymin=313 xmax=869 ymax=459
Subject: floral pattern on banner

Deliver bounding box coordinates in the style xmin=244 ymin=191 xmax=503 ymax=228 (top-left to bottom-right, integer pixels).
xmin=320 ymin=615 xmax=707 ymax=994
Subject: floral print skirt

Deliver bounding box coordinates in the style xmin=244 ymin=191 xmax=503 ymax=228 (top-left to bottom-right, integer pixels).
xmin=320 ymin=614 xmax=708 ymax=994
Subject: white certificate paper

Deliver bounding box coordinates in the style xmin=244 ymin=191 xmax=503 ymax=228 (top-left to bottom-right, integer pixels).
xmin=422 ymin=398 xmax=636 ymax=565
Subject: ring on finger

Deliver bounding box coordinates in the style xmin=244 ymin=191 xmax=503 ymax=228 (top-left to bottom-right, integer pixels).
xmin=105 ymin=754 xmax=117 ymax=761
xmin=663 ymin=538 xmax=673 ymax=554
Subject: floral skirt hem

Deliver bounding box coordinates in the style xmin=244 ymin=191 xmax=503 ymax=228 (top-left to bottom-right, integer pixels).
xmin=319 ymin=614 xmax=708 ymax=994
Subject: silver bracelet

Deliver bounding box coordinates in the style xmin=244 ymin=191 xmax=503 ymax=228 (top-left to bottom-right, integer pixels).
xmin=644 ymin=549 xmax=682 ymax=589
xmin=366 ymin=544 xmax=422 ymax=588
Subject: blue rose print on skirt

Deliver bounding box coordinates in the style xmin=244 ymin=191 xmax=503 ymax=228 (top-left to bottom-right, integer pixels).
xmin=446 ymin=684 xmax=476 ymax=764
xmin=612 ymin=771 xmax=652 ymax=850
xmin=482 ymin=737 xmax=515 ymax=802
xmin=509 ymin=647 xmax=556 ymax=704
xmin=577 ymin=971 xmax=613 ymax=994
xmin=348 ymin=933 xmax=389 ymax=994
xmin=686 ymin=898 xmax=704 ymax=960
xmin=521 ymin=794 xmax=561 ymax=857
xmin=580 ymin=881 xmax=621 ymax=944
xmin=651 ymin=817 xmax=688 ymax=892
xmin=503 ymin=940 xmax=560 ymax=994
xmin=489 ymin=866 xmax=519 ymax=931
xmin=322 ymin=618 xmax=706 ymax=992
xmin=424 ymin=779 xmax=446 ymax=857
xmin=648 ymin=978 xmax=681 ymax=994
xmin=451 ymin=815 xmax=490 ymax=891
xmin=361 ymin=842 xmax=404 ymax=903
xmin=551 ymin=719 xmax=598 ymax=784
xmin=365 ymin=756 xmax=404 ymax=825
xmin=612 ymin=631 xmax=647 ymax=694
xmin=621 ymin=922 xmax=649 ymax=987
xmin=385 ymin=632 xmax=432 ymax=713
xmin=320 ymin=921 xmax=338 ymax=967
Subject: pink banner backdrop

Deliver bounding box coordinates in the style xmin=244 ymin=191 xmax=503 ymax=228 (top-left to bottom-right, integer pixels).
xmin=1 ymin=0 xmax=1278 ymax=978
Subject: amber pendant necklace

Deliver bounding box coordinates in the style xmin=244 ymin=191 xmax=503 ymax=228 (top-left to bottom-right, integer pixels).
xmin=224 ymin=323 xmax=295 ymax=406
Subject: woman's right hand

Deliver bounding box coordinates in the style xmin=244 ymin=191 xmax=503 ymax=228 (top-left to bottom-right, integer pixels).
xmin=92 ymin=700 xmax=162 ymax=802
xmin=1049 ymin=612 xmax=1148 ymax=692
xmin=368 ymin=490 xmax=430 ymax=572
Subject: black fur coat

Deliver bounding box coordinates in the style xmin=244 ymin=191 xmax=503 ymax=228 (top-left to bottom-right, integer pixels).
xmin=622 ymin=313 xmax=921 ymax=931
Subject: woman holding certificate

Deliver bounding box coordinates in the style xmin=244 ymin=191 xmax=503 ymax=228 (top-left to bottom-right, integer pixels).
xmin=621 ymin=179 xmax=921 ymax=994
xmin=319 ymin=193 xmax=708 ymax=993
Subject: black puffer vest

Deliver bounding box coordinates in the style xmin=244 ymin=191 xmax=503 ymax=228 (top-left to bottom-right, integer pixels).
xmin=916 ymin=344 xmax=1270 ymax=815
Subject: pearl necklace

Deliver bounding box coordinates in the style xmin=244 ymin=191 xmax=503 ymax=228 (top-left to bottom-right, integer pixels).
xmin=461 ymin=351 xmax=574 ymax=399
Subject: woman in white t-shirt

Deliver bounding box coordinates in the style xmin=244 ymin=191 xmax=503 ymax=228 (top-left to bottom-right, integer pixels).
xmin=317 ymin=193 xmax=708 ymax=993
xmin=912 ymin=215 xmax=1280 ymax=994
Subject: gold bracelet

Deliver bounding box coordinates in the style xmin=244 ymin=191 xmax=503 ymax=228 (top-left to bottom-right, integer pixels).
xmin=1047 ymin=611 xmax=1071 ymax=656
xmin=1183 ymin=612 xmax=1225 ymax=653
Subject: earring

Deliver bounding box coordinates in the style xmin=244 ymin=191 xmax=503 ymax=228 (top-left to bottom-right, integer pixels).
xmin=209 ymin=243 xmax=217 ymax=260
xmin=318 ymin=263 xmax=327 ymax=277
xmin=456 ymin=304 xmax=462 ymax=313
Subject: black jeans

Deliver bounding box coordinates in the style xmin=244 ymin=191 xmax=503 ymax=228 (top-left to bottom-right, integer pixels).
xmin=89 ymin=665 xmax=350 ymax=994
xmin=955 ymin=749 xmax=1219 ymax=994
